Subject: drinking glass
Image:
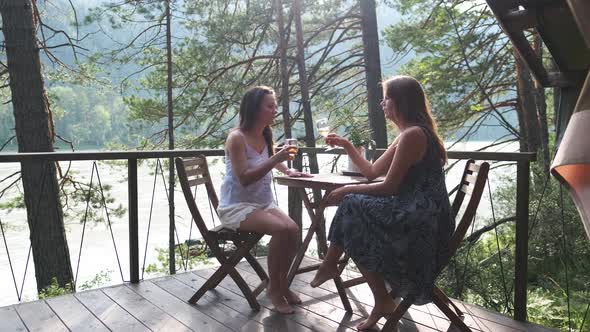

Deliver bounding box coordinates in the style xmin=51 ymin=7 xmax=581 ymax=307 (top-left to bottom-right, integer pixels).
xmin=285 ymin=138 xmax=299 ymax=172
xmin=316 ymin=118 xmax=335 ymax=151
xmin=285 ymin=138 xmax=299 ymax=160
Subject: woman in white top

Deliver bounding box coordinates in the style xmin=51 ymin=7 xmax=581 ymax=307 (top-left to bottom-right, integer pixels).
xmin=217 ymin=86 xmax=311 ymax=314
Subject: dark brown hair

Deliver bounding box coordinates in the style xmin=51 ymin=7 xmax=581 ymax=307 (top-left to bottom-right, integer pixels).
xmin=239 ymin=86 xmax=275 ymax=156
xmin=383 ymin=75 xmax=447 ymax=163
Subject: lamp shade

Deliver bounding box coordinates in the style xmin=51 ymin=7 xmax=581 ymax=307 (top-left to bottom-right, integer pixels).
xmin=552 ymin=0 xmax=590 ymax=240
xmin=551 ymin=110 xmax=590 ymax=239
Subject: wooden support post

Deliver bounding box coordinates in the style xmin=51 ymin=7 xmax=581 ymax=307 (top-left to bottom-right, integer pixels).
xmin=128 ymin=158 xmax=139 ymax=283
xmin=514 ymin=160 xmax=530 ymax=321
xmin=288 ymin=154 xmax=303 ymax=244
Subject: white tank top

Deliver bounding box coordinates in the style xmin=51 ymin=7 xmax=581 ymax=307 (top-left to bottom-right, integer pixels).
xmin=218 ymin=138 xmax=274 ymax=207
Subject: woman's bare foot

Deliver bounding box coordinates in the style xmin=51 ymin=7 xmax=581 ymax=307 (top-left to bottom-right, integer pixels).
xmin=267 ymin=291 xmax=295 ymax=314
xmin=356 ymin=296 xmax=398 ymax=331
xmin=285 ymin=289 xmax=302 ymax=304
xmin=310 ymin=263 xmax=339 ymax=288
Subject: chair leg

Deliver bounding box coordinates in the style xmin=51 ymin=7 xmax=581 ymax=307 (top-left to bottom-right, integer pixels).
xmin=239 ymin=235 xmax=269 ymax=283
xmin=188 ymin=266 xmax=225 ymax=304
xmin=330 ymin=254 xmax=352 ymax=312
xmin=227 ymin=265 xmax=261 ymax=310
xmin=225 ymin=236 xmax=262 ymax=310
xmin=432 ymin=292 xmax=472 ymax=332
xmin=333 ymin=276 xmax=353 ymax=312
xmin=189 ymin=236 xmax=261 ymax=310
xmin=382 ymin=296 xmax=413 ymax=332
xmin=433 ymin=286 xmax=463 ymax=317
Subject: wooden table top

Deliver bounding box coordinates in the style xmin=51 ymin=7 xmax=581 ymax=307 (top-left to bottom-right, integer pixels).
xmin=275 ymin=173 xmax=383 ymax=191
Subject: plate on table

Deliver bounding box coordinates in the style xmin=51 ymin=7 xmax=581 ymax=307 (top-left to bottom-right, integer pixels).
xmin=341 ymin=170 xmax=363 ymax=177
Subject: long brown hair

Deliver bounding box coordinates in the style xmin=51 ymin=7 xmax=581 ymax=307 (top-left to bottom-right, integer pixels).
xmin=383 ymin=75 xmax=447 ymax=163
xmin=238 ymin=86 xmax=275 ymax=156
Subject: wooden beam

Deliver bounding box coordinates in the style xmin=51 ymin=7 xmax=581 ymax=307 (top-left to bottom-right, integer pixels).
xmin=504 ymin=8 xmax=537 ymax=30
xmin=487 ymin=0 xmax=551 ymax=86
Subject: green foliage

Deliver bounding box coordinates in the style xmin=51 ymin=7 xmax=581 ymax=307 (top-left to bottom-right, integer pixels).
xmin=38 ymin=277 xmax=73 ymax=299
xmin=382 ymin=0 xmax=518 ymax=142
xmin=78 ymin=270 xmax=113 ymax=291
xmin=145 ymin=242 xmax=212 ymax=275
xmin=83 ymin=0 xmax=369 ymax=150
xmin=145 ymin=240 xmax=270 ymax=275
xmin=437 ymin=163 xmax=590 ymax=331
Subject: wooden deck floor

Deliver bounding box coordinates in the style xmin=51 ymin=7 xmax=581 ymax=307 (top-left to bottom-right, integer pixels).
xmin=0 ymin=256 xmax=557 ymax=332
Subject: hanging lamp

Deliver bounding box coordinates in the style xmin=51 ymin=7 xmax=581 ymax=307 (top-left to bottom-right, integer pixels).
xmin=551 ymin=1 xmax=590 ymax=239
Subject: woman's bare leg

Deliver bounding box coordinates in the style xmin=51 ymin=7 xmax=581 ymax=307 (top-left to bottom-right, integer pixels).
xmin=240 ymin=209 xmax=294 ymax=314
xmin=268 ymin=208 xmax=301 ymax=304
xmin=310 ymin=243 xmax=345 ymax=288
xmin=355 ymin=265 xmax=397 ymax=331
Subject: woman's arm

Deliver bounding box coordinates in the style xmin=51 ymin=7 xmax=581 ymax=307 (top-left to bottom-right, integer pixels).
xmin=227 ymin=132 xmax=289 ymax=186
xmin=326 ymin=134 xmax=401 ymax=180
xmin=325 ymin=127 xmax=427 ymax=203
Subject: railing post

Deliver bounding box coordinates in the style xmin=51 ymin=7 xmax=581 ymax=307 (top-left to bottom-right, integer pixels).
xmin=514 ymin=160 xmax=530 ymax=321
xmin=128 ymin=158 xmax=139 ymax=283
xmin=288 ymin=153 xmax=303 ymax=244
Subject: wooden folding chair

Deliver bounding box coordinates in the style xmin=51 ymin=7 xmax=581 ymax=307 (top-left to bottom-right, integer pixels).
xmin=381 ymin=159 xmax=490 ymax=332
xmin=175 ymin=156 xmax=269 ymax=310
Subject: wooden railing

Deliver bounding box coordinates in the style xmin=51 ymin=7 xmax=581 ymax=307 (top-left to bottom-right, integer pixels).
xmin=0 ymin=148 xmax=536 ymax=321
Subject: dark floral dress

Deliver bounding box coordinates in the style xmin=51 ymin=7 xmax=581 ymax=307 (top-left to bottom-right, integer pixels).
xmin=328 ymin=127 xmax=454 ymax=305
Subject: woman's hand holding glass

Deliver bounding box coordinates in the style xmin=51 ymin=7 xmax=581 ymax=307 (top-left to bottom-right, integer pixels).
xmin=283 ymin=138 xmax=312 ymax=178
xmin=316 ymin=118 xmax=336 ymax=151
xmin=324 ymin=133 xmax=351 ymax=150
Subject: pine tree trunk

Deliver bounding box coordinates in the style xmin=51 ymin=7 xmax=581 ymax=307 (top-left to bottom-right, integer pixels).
xmin=515 ymin=52 xmax=541 ymax=154
xmin=165 ymin=0 xmax=176 ymax=274
xmin=359 ymin=0 xmax=387 ymax=148
xmin=292 ymin=0 xmax=325 ymax=255
xmin=532 ymin=33 xmax=550 ymax=175
xmin=0 ymin=0 xmax=73 ymax=291
xmin=275 ymin=0 xmax=302 ymax=243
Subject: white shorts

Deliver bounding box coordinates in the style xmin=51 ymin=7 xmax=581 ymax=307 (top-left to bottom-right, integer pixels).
xmin=217 ymin=201 xmax=280 ymax=231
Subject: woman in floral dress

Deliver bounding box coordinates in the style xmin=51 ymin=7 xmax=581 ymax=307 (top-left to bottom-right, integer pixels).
xmin=310 ymin=76 xmax=454 ymax=330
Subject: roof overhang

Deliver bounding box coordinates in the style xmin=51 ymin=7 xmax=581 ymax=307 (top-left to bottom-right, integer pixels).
xmin=486 ymin=0 xmax=590 ymax=88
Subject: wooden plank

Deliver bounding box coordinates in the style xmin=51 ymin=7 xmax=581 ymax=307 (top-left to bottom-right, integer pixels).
xmin=468 ymin=162 xmax=481 ymax=173
xmin=190 ymin=269 xmax=356 ymax=332
xmin=126 ymin=280 xmax=234 ymax=332
xmin=299 ymin=256 xmax=555 ymax=332
xmin=0 ymin=306 xmax=27 ymax=332
xmin=169 ymin=273 xmax=312 ymax=332
xmin=203 ymin=264 xmax=425 ymax=332
xmin=0 ymin=149 xmax=536 ymax=163
xmin=183 ymin=157 xmax=207 ymax=168
xmin=465 ymin=173 xmax=478 ymax=185
xmin=45 ymin=294 xmax=109 ymax=331
xmin=0 ymin=149 xmax=224 ymax=163
xmin=234 ymin=259 xmax=440 ymax=332
xmin=185 ymin=167 xmax=207 ymax=178
xmin=75 ymin=289 xmax=150 ymax=332
xmin=275 ymin=257 xmax=506 ymax=331
xmin=15 ymin=300 xmax=68 ymax=332
xmin=102 ymin=285 xmax=192 ymax=331
xmin=188 ymin=177 xmax=208 ymax=187
xmin=461 ymin=183 xmax=475 ymax=195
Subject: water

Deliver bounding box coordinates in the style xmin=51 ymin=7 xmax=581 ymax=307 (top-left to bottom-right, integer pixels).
xmin=0 ymin=141 xmax=518 ymax=306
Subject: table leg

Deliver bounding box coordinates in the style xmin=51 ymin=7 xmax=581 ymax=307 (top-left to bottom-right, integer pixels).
xmin=287 ymin=188 xmax=323 ymax=285
xmin=285 ymin=187 xmax=359 ymax=312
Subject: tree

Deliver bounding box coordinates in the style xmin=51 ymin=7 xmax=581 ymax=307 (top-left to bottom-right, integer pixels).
xmin=86 ymin=0 xmax=372 ymax=150
xmin=0 ymin=0 xmax=73 ymax=291
xmin=359 ymin=0 xmax=387 ymax=148
xmin=383 ymin=1 xmax=549 ymax=172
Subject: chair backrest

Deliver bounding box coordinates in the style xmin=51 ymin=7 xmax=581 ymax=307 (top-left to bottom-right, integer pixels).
xmin=175 ymin=156 xmax=220 ymax=245
xmin=447 ymin=159 xmax=490 ymax=256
